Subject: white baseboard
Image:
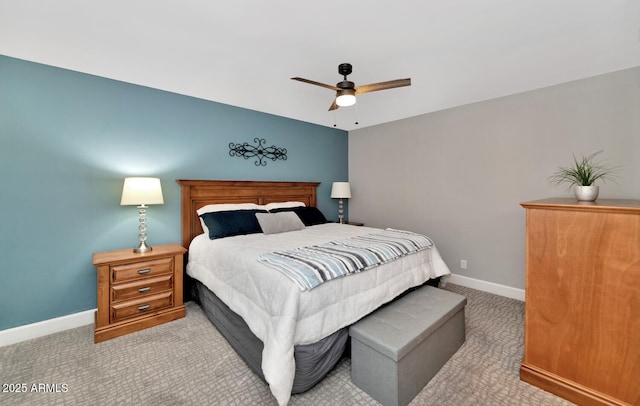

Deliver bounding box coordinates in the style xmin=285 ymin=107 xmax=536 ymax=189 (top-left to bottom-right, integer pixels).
xmin=1 ymin=275 xmax=523 ymax=347
xmin=445 ymin=273 xmax=525 ymax=302
xmin=0 ymin=309 xmax=95 ymax=347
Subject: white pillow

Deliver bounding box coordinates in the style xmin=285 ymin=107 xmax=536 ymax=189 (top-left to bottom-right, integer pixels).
xmin=196 ymin=203 xmax=263 ymax=216
xmin=264 ymin=201 xmax=306 ymax=211
xmin=255 ymin=212 xmax=305 ymax=235
xmin=197 ymin=203 xmax=264 ymax=235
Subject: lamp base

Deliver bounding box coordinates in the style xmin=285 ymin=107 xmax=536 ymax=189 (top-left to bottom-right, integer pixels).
xmin=133 ymin=240 xmax=153 ymax=253
xmin=133 ymin=204 xmax=152 ymax=253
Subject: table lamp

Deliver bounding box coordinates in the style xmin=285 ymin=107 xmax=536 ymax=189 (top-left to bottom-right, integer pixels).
xmin=120 ymin=177 xmax=164 ymax=253
xmin=331 ymin=182 xmax=351 ymax=224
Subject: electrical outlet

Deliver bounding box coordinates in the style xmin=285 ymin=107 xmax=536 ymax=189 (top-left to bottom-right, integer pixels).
xmin=460 ymin=259 xmax=468 ymax=270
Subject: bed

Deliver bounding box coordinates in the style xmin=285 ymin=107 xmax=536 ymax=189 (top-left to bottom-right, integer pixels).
xmin=177 ymin=180 xmax=451 ymax=405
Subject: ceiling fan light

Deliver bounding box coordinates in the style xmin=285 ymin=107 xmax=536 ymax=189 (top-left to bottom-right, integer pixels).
xmin=336 ymin=89 xmax=356 ymax=107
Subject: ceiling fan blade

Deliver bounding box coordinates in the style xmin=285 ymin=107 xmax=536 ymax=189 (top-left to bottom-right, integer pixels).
xmin=291 ymin=77 xmax=341 ymax=91
xmin=328 ymin=99 xmax=339 ymax=111
xmin=355 ymin=78 xmax=411 ymax=94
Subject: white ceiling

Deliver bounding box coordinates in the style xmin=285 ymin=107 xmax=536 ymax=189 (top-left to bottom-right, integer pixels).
xmin=1 ymin=1 xmax=639 ymax=131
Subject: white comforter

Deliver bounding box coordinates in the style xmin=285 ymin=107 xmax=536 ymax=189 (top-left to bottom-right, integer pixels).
xmin=187 ymin=223 xmax=451 ymax=405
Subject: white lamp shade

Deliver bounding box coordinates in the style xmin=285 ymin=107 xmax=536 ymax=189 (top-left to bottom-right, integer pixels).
xmin=120 ymin=177 xmax=164 ymax=205
xmin=335 ymin=89 xmax=356 ymax=107
xmin=331 ymin=182 xmax=351 ymax=199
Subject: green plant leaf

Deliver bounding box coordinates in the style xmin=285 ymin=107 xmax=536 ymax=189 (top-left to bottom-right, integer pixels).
xmin=548 ymin=151 xmax=620 ymax=191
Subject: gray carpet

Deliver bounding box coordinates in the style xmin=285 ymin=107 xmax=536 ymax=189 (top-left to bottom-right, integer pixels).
xmin=0 ymin=284 xmax=574 ymax=405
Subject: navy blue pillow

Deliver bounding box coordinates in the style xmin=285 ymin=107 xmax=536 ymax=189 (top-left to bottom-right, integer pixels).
xmin=270 ymin=206 xmax=328 ymax=226
xmin=200 ymin=209 xmax=267 ymax=240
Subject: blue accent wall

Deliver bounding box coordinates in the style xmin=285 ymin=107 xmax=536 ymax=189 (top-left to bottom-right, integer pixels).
xmin=0 ymin=55 xmax=348 ymax=330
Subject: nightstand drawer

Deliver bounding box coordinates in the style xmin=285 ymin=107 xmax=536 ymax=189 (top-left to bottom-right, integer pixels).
xmin=111 ymin=274 xmax=173 ymax=302
xmin=111 ymin=257 xmax=173 ymax=283
xmin=111 ymin=291 xmax=173 ymax=323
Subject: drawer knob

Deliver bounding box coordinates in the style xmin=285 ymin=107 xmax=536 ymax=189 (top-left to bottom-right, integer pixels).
xmin=138 ymin=287 xmax=151 ymax=293
xmin=138 ymin=305 xmax=151 ymax=311
xmin=137 ymin=269 xmax=151 ymax=275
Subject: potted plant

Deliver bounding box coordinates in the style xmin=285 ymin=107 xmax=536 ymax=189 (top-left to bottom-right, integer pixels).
xmin=548 ymin=151 xmax=619 ymax=201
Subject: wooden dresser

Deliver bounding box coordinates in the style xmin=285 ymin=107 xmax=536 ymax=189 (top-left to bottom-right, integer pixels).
xmin=520 ymin=198 xmax=640 ymax=406
xmin=93 ymin=243 xmax=187 ymax=343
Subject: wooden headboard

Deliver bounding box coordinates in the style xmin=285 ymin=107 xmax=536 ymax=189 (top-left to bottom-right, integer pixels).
xmin=176 ymin=180 xmax=320 ymax=248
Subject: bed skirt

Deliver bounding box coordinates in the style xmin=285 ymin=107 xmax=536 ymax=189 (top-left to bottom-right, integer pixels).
xmin=188 ymin=275 xmax=442 ymax=394
xmin=192 ymin=279 xmax=349 ymax=393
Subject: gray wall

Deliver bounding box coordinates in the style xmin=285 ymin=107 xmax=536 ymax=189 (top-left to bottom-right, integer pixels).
xmin=349 ymin=66 xmax=639 ymax=290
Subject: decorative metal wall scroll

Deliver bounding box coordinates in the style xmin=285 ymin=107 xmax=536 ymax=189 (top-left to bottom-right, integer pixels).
xmin=229 ymin=138 xmax=287 ymax=166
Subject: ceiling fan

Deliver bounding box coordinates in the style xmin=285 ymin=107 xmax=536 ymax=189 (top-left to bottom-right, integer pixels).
xmin=292 ymin=63 xmax=411 ymax=111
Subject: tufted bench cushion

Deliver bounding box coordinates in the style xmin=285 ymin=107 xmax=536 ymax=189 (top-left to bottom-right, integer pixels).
xmin=349 ymin=285 xmax=467 ymax=406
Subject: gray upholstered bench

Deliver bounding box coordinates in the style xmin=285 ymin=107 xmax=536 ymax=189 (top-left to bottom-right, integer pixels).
xmin=349 ymin=285 xmax=467 ymax=406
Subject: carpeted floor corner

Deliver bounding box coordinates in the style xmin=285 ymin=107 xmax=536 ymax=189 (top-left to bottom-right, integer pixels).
xmin=0 ymin=284 xmax=574 ymax=405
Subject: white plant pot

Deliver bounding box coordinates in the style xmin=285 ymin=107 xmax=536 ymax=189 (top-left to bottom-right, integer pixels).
xmin=574 ymin=185 xmax=599 ymax=202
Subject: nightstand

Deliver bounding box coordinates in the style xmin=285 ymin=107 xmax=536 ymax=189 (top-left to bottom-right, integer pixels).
xmin=345 ymin=221 xmax=364 ymax=226
xmin=93 ymin=243 xmax=187 ymax=343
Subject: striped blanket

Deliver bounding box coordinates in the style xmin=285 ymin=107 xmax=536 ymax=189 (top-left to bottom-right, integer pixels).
xmin=257 ymin=228 xmax=433 ymax=291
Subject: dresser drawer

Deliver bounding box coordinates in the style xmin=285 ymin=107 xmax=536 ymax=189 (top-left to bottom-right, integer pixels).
xmin=111 ymin=291 xmax=173 ymax=323
xmin=111 ymin=257 xmax=173 ymax=283
xmin=111 ymin=274 xmax=173 ymax=302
